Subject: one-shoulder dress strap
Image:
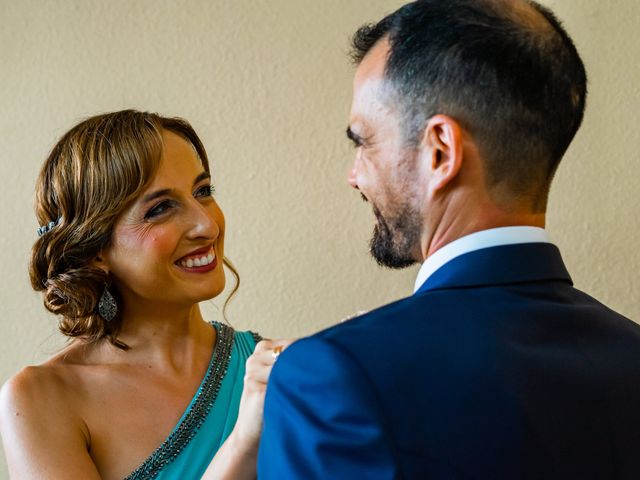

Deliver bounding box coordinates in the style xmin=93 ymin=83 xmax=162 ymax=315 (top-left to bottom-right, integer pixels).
xmin=124 ymin=322 xmax=236 ymax=480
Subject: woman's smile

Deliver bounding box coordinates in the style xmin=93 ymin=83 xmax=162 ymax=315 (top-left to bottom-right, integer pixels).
xmin=176 ymin=244 xmax=218 ymax=272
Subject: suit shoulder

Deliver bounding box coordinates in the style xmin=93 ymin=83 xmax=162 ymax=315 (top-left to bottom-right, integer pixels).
xmin=570 ymin=287 xmax=640 ymax=329
xmin=277 ymin=333 xmax=353 ymax=365
xmin=309 ymin=290 xmax=460 ymax=348
xmin=273 ymin=333 xmax=374 ymax=386
xmin=312 ymin=294 xmax=422 ymax=338
xmin=269 ymin=333 xmax=385 ymax=414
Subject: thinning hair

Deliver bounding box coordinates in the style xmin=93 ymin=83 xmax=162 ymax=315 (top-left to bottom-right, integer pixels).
xmin=351 ymin=0 xmax=587 ymax=211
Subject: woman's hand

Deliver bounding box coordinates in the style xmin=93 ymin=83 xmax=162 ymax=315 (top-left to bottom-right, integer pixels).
xmin=194 ymin=338 xmax=296 ymax=480
xmin=233 ymin=339 xmax=295 ymax=451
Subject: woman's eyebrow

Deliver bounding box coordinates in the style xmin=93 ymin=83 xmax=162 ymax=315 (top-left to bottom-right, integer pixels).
xmin=193 ymin=171 xmax=211 ymax=186
xmin=141 ymin=188 xmax=173 ymax=204
xmin=140 ymin=172 xmax=211 ymax=204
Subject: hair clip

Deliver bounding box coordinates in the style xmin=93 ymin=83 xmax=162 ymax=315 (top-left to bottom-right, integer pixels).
xmin=37 ymin=216 xmax=63 ymax=237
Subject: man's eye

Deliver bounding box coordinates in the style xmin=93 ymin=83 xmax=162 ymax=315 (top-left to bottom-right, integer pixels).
xmin=350 ymin=136 xmax=368 ymax=149
xmin=145 ymin=200 xmax=174 ymax=219
xmin=195 ymin=185 xmax=215 ymax=198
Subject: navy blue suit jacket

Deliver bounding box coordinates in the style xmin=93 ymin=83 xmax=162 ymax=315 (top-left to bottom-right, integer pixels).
xmin=258 ymin=243 xmax=640 ymax=479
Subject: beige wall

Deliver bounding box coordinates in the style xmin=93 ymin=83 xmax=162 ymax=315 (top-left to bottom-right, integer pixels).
xmin=0 ymin=0 xmax=638 ymax=477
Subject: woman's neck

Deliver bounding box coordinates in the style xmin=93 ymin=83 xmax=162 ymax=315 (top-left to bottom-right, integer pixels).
xmin=102 ymin=302 xmax=216 ymax=373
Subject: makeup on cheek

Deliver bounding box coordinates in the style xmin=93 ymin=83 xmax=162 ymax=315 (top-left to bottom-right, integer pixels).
xmin=118 ymin=222 xmax=180 ymax=263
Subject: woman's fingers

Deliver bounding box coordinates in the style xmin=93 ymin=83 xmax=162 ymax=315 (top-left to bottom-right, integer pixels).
xmin=233 ymin=339 xmax=298 ymax=445
xmin=253 ymin=339 xmax=296 ymax=365
xmin=245 ymin=339 xmax=296 ymax=384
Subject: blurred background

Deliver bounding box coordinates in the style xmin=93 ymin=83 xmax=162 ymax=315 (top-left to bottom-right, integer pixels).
xmin=1 ymin=0 xmax=638 ymax=476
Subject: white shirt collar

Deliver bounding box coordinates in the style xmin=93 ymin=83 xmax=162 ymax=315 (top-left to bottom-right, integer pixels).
xmin=413 ymin=226 xmax=551 ymax=293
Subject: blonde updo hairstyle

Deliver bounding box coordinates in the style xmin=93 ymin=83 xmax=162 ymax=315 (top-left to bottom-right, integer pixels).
xmin=30 ymin=110 xmax=238 ymax=348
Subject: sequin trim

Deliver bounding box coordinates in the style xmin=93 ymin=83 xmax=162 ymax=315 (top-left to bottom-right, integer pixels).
xmin=251 ymin=331 xmax=263 ymax=344
xmin=124 ymin=322 xmax=235 ymax=480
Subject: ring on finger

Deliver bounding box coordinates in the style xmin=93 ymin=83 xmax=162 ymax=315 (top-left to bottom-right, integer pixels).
xmin=272 ymin=345 xmax=283 ymax=362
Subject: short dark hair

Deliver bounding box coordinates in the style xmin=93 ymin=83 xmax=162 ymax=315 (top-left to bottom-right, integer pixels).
xmin=351 ymin=0 xmax=587 ymax=210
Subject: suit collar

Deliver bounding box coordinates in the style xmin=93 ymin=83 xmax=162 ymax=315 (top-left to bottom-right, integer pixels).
xmin=415 ymin=242 xmax=573 ymax=295
xmin=414 ymin=227 xmax=550 ymax=292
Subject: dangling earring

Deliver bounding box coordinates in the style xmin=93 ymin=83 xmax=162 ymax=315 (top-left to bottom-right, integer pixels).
xmin=98 ymin=285 xmax=117 ymax=322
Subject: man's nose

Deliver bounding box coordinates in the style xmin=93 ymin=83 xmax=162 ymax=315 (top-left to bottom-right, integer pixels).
xmin=347 ymin=165 xmax=359 ymax=190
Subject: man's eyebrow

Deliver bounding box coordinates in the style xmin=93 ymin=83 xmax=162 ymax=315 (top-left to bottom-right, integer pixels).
xmin=141 ymin=172 xmax=212 ymax=204
xmin=346 ymin=126 xmax=363 ymax=145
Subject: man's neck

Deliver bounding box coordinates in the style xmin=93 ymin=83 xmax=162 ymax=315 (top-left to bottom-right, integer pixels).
xmin=413 ymin=225 xmax=551 ymax=293
xmin=422 ymin=201 xmax=546 ymax=261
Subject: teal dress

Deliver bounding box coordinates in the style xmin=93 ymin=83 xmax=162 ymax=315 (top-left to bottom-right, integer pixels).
xmin=125 ymin=322 xmax=261 ymax=479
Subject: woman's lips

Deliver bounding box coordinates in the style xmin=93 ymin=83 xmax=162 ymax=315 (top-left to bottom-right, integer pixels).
xmin=176 ymin=246 xmax=217 ymax=271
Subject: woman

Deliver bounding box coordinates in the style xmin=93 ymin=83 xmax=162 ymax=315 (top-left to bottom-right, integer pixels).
xmin=0 ymin=110 xmax=291 ymax=479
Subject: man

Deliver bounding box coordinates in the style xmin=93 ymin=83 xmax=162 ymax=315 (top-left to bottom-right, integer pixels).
xmin=258 ymin=0 xmax=640 ymax=478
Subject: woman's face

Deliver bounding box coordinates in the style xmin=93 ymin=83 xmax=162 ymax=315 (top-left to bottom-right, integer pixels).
xmin=102 ymin=129 xmax=226 ymax=311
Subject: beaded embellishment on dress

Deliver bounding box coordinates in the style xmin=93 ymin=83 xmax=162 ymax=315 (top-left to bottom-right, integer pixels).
xmin=124 ymin=322 xmax=235 ymax=480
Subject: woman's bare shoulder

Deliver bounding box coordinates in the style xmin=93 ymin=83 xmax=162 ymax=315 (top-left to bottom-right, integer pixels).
xmin=0 ymin=345 xmax=103 ymax=479
xmin=2 ymin=361 xmax=72 ymax=421
xmin=0 ymin=343 xmax=93 ymax=437
xmin=6 ymin=341 xmax=81 ymax=387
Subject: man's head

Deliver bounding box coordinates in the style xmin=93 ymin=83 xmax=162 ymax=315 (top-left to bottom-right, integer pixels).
xmin=347 ymin=0 xmax=587 ymax=268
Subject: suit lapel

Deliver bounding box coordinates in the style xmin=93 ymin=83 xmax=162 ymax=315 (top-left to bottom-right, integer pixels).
xmin=416 ymin=243 xmax=573 ymax=294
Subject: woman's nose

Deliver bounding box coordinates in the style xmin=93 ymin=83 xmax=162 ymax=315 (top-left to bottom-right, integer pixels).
xmin=186 ymin=201 xmax=220 ymax=240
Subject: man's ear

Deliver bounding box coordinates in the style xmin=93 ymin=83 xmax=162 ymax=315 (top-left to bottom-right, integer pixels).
xmin=419 ymin=114 xmax=463 ymax=199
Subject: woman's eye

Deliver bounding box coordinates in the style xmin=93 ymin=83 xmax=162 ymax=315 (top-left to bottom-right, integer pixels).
xmin=145 ymin=200 xmax=174 ymax=219
xmin=195 ymin=185 xmax=215 ymax=198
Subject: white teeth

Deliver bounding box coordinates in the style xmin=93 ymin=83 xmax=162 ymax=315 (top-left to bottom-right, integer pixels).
xmin=179 ymin=249 xmax=216 ymax=268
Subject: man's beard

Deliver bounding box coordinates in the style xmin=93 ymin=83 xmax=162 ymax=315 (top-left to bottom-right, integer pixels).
xmin=369 ymin=200 xmax=421 ymax=269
